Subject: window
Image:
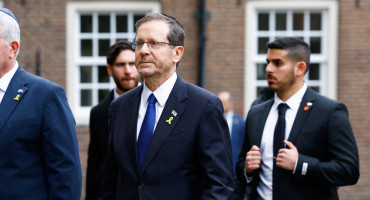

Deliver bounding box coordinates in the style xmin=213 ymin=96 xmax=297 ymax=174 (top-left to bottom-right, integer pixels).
xmin=244 ymin=0 xmax=338 ymax=114
xmin=67 ymin=2 xmax=160 ymax=125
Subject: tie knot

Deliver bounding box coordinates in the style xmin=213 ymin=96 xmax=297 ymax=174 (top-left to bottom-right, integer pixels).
xmin=278 ymin=103 xmax=288 ymax=115
xmin=148 ymin=93 xmax=156 ymax=105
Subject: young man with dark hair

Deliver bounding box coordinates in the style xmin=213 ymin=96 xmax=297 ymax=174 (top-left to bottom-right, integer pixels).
xmin=85 ymin=40 xmax=140 ymax=200
xmin=237 ymin=37 xmax=359 ymax=200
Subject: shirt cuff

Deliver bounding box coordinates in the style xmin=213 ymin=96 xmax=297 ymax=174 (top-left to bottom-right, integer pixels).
xmin=244 ymin=167 xmax=253 ymax=183
xmin=292 ymin=155 xmax=299 ymax=174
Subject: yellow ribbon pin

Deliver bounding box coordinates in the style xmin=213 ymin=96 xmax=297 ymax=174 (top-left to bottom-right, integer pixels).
xmin=14 ymin=94 xmax=20 ymax=101
xmin=166 ymin=117 xmax=174 ymax=124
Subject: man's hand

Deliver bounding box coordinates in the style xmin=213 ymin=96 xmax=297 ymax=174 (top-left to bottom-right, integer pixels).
xmin=276 ymin=140 xmax=298 ymax=171
xmin=245 ymin=145 xmax=261 ymax=175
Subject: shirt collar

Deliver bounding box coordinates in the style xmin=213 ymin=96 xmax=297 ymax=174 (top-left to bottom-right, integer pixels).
xmin=224 ymin=110 xmax=234 ymax=120
xmin=142 ymin=72 xmax=177 ymax=106
xmin=0 ymin=61 xmax=19 ymax=93
xmin=113 ymin=88 xmax=120 ymax=100
xmin=273 ymin=83 xmax=308 ymax=111
xmin=114 ymin=82 xmax=142 ymax=100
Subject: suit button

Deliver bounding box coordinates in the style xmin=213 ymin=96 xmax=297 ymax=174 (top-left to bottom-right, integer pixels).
xmin=139 ymin=183 xmax=144 ymax=189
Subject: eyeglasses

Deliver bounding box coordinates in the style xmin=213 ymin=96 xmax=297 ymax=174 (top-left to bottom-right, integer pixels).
xmin=132 ymin=41 xmax=174 ymax=50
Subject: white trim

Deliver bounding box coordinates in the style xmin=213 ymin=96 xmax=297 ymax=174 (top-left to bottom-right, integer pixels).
xmin=67 ymin=1 xmax=161 ymax=125
xmin=244 ymin=0 xmax=338 ymax=116
xmin=0 ymin=2 xmax=3 ymax=8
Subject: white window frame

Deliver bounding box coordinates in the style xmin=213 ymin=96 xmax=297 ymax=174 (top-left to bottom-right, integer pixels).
xmin=244 ymin=0 xmax=338 ymax=115
xmin=67 ymin=1 xmax=161 ymax=125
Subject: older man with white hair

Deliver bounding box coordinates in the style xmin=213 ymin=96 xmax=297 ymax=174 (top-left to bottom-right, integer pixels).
xmin=0 ymin=8 xmax=81 ymax=199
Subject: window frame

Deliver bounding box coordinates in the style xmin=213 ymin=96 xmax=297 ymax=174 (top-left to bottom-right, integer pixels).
xmin=244 ymin=0 xmax=338 ymax=115
xmin=67 ymin=1 xmax=161 ymax=125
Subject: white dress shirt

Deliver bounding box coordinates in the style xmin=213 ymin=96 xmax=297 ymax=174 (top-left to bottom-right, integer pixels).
xmin=0 ymin=62 xmax=19 ymax=103
xmin=224 ymin=110 xmax=234 ymax=136
xmin=136 ymin=72 xmax=177 ymax=139
xmin=257 ymin=83 xmax=307 ymax=200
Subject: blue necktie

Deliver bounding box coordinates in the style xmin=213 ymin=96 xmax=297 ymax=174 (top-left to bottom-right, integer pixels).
xmin=137 ymin=93 xmax=156 ymax=170
xmin=273 ymin=103 xmax=288 ymax=200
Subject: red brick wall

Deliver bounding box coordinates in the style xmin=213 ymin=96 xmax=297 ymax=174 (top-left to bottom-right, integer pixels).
xmin=205 ymin=0 xmax=246 ymax=116
xmin=6 ymin=0 xmax=68 ymax=88
xmin=337 ymin=0 xmax=370 ymax=199
xmin=4 ymin=0 xmax=369 ymax=199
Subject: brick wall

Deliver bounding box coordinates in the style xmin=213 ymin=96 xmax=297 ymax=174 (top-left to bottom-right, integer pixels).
xmin=4 ymin=0 xmax=369 ymax=199
xmin=6 ymin=0 xmax=69 ymax=88
xmin=337 ymin=0 xmax=370 ymax=199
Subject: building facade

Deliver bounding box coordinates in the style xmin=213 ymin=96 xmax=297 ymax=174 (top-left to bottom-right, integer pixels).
xmin=3 ymin=0 xmax=369 ymax=199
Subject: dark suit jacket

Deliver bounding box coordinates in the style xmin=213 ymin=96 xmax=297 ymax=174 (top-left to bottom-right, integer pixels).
xmin=86 ymin=90 xmax=114 ymax=200
xmin=0 ymin=67 xmax=82 ymax=199
xmin=100 ymin=76 xmax=233 ymax=200
xmin=230 ymin=114 xmax=245 ymax=176
xmin=236 ymin=87 xmax=359 ymax=200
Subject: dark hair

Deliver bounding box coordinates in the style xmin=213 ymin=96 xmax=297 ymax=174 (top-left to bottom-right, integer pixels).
xmin=106 ymin=40 xmax=134 ymax=66
xmin=135 ymin=13 xmax=185 ymax=47
xmin=267 ymin=37 xmax=311 ymax=73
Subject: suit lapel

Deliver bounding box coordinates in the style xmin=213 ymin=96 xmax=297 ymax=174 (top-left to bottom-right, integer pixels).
xmin=0 ymin=67 xmax=28 ymax=132
xmin=122 ymin=86 xmax=142 ymax=174
xmin=140 ymin=76 xmax=187 ymax=174
xmin=288 ymin=88 xmax=315 ymax=143
xmin=254 ymin=100 xmax=273 ymax=146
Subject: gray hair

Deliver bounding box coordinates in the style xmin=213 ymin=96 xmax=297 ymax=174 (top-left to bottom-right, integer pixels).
xmin=135 ymin=13 xmax=185 ymax=47
xmin=0 ymin=11 xmax=20 ymax=57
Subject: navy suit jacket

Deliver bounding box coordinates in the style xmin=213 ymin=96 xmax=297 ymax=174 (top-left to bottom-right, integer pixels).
xmin=230 ymin=114 xmax=245 ymax=176
xmin=236 ymin=87 xmax=359 ymax=200
xmin=0 ymin=67 xmax=82 ymax=199
xmin=100 ymin=76 xmax=233 ymax=200
xmin=86 ymin=91 xmax=114 ymax=200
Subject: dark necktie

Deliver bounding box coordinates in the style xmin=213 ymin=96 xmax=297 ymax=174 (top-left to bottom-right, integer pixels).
xmin=273 ymin=103 xmax=288 ymax=200
xmin=137 ymin=93 xmax=156 ymax=170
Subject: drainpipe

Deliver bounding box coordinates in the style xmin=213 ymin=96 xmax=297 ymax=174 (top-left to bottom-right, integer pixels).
xmin=36 ymin=49 xmax=41 ymax=76
xmin=194 ymin=0 xmax=210 ymax=88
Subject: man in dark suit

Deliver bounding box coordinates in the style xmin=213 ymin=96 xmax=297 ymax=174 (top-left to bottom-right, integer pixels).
xmin=218 ymin=91 xmax=246 ymax=200
xmin=252 ymin=87 xmax=274 ymax=107
xmin=236 ymin=37 xmax=359 ymax=200
xmin=0 ymin=8 xmax=81 ymax=199
xmin=85 ymin=40 xmax=140 ymax=200
xmin=100 ymin=13 xmax=233 ymax=200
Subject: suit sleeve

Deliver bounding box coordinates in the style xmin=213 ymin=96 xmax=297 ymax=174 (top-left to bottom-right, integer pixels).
xmin=41 ymin=86 xmax=82 ymax=199
xmin=236 ymin=110 xmax=258 ymax=186
xmin=198 ymin=97 xmax=234 ymax=199
xmin=294 ymin=102 xmax=359 ymax=186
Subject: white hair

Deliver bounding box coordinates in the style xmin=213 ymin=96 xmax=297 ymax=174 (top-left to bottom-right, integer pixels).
xmin=0 ymin=11 xmax=20 ymax=57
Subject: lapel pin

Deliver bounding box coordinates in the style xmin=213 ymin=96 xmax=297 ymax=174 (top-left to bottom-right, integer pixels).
xmin=14 ymin=94 xmax=20 ymax=101
xmin=166 ymin=117 xmax=174 ymax=124
xmin=18 ymin=89 xmax=24 ymax=93
xmin=171 ymin=110 xmax=177 ymax=117
xmin=304 ymin=102 xmax=313 ymax=111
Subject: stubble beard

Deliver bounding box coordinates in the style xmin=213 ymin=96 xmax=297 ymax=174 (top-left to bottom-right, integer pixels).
xmin=268 ymin=67 xmax=295 ymax=94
